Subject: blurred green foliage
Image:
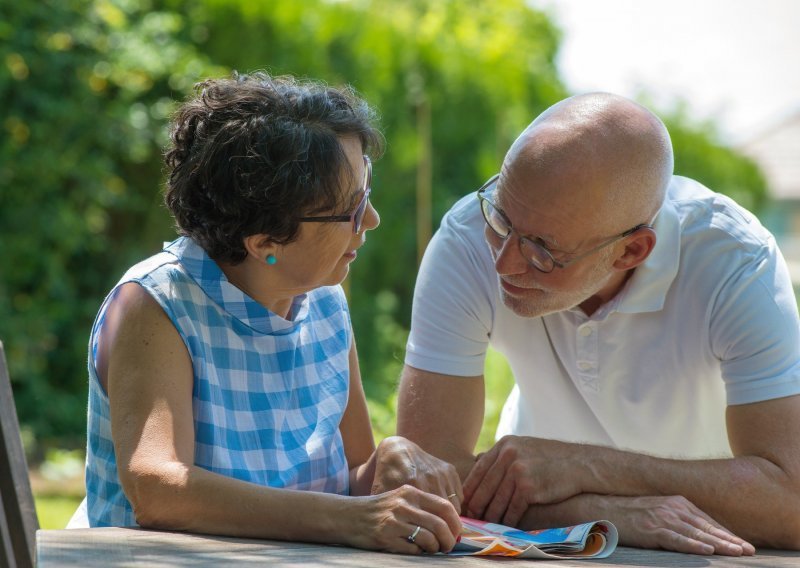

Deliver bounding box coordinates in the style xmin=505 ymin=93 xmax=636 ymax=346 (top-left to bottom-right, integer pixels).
xmin=1 ymin=0 xmax=767 ymax=453
xmin=1 ymin=0 xmax=222 ymax=449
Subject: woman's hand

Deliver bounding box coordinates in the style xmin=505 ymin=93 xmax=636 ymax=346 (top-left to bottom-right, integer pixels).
xmin=370 ymin=436 xmax=463 ymax=512
xmin=346 ymin=484 xmax=461 ymax=554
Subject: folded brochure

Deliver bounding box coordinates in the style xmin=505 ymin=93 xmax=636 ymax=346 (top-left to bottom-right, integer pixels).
xmin=450 ymin=517 xmax=618 ymax=559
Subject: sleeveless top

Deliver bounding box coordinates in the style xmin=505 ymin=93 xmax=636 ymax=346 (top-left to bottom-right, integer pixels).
xmin=85 ymin=237 xmax=352 ymax=526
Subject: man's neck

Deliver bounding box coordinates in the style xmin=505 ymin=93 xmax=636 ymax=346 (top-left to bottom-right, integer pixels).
xmin=578 ymin=269 xmax=635 ymax=317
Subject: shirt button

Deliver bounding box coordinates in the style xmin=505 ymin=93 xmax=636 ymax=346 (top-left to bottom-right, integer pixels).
xmin=577 ymin=361 xmax=593 ymax=371
xmin=579 ymin=326 xmax=592 ymax=337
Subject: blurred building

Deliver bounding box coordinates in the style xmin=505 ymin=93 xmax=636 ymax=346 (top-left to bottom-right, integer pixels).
xmin=738 ymin=108 xmax=800 ymax=292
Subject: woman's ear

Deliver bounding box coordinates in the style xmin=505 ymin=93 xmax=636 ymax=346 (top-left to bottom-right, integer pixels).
xmin=242 ymin=235 xmax=278 ymax=264
xmin=613 ymin=227 xmax=656 ymax=271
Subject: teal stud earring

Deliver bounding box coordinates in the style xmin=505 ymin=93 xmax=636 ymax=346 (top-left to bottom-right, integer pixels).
xmin=266 ymin=254 xmax=277 ymax=265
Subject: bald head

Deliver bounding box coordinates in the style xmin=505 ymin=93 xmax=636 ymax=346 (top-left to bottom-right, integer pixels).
xmin=503 ymin=93 xmax=673 ymax=230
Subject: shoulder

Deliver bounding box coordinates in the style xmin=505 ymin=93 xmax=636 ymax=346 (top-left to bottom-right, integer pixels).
xmin=101 ymin=244 xmax=205 ymax=338
xmin=94 ymin=280 xmax=184 ymax=389
xmin=414 ymin=191 xmax=497 ymax=312
xmin=438 ymin=192 xmax=487 ymax=244
xmin=120 ymin=248 xmax=183 ymax=282
xmin=664 ymin=181 xmax=798 ymax=378
xmin=665 ymin=176 xmax=792 ymax=313
xmin=668 ymin=176 xmax=775 ymax=255
xmin=423 ymin=192 xmax=494 ymax=274
xmin=103 ymin=283 xmax=179 ymax=346
xmin=115 ymin=245 xmax=206 ymax=312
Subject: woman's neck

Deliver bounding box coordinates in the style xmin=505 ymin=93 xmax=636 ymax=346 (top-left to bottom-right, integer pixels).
xmin=218 ymin=259 xmax=294 ymax=319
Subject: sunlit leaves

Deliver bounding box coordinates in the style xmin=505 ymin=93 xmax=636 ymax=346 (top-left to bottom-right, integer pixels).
xmin=0 ymin=0 xmax=768 ymax=447
xmin=0 ymin=0 xmax=217 ymax=445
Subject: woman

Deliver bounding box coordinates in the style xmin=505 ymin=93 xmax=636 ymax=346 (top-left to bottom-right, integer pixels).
xmin=79 ymin=72 xmax=461 ymax=553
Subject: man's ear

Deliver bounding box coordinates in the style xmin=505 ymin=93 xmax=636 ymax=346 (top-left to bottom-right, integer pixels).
xmin=242 ymin=234 xmax=278 ymax=263
xmin=613 ymin=227 xmax=656 ymax=270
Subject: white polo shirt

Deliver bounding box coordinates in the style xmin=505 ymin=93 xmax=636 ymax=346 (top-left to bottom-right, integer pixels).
xmin=405 ymin=176 xmax=800 ymax=459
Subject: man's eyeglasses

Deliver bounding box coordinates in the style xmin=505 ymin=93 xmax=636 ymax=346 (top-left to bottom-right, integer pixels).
xmin=299 ymin=155 xmax=372 ymax=234
xmin=477 ymin=174 xmax=650 ymax=273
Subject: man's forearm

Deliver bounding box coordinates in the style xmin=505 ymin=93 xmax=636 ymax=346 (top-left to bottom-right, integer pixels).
xmin=578 ymin=445 xmax=800 ymax=548
xmin=396 ymin=366 xmax=485 ymax=482
xmin=466 ymin=432 xmax=799 ymax=549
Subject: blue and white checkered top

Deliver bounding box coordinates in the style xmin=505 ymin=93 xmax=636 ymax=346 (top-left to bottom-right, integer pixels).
xmin=85 ymin=237 xmax=352 ymax=527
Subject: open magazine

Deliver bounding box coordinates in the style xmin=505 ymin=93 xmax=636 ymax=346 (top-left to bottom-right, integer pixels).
xmin=449 ymin=517 xmax=618 ymax=559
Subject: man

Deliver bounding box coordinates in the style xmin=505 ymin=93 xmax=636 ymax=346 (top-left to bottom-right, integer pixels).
xmin=397 ymin=93 xmax=800 ymax=555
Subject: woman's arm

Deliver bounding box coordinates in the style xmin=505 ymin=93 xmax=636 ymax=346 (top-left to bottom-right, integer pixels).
xmin=99 ymin=283 xmax=460 ymax=553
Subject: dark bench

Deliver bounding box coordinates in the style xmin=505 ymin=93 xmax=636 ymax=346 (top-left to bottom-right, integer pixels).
xmin=0 ymin=340 xmax=38 ymax=568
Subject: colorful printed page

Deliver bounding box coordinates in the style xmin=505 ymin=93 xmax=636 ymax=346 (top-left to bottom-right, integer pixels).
xmin=449 ymin=517 xmax=618 ymax=559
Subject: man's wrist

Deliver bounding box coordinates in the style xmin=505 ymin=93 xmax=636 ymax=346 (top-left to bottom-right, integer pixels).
xmin=573 ymin=443 xmax=612 ymax=495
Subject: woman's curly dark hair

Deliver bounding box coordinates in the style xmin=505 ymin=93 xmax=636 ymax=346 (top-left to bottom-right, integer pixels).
xmin=164 ymin=71 xmax=384 ymax=263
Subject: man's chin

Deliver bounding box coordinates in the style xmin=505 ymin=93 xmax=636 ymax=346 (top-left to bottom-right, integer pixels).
xmin=500 ymin=289 xmax=551 ymax=318
xmin=499 ymin=288 xmax=582 ymax=318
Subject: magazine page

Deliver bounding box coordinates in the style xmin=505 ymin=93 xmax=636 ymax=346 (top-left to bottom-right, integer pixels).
xmin=449 ymin=517 xmax=618 ymax=559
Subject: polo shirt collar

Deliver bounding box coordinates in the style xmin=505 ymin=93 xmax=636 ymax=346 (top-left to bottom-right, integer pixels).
xmin=613 ymin=196 xmax=681 ymax=314
xmin=163 ymin=237 xmax=308 ymax=334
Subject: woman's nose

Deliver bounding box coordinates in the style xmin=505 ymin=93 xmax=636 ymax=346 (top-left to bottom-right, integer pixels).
xmin=362 ymin=200 xmax=380 ymax=232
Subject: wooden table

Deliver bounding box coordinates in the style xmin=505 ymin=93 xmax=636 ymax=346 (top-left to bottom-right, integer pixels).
xmin=37 ymin=528 xmax=799 ymax=567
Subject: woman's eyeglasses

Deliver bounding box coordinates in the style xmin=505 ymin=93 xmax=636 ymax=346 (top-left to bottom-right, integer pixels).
xmin=299 ymin=155 xmax=372 ymax=234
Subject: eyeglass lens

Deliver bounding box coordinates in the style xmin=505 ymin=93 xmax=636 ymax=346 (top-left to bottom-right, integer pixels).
xmin=353 ymin=157 xmax=372 ymax=233
xmin=480 ymin=197 xmax=555 ymax=272
xmin=481 ymin=199 xmax=508 ymax=237
xmin=353 ymin=189 xmax=370 ymax=233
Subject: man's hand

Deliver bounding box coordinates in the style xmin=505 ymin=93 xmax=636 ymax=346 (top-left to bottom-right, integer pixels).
xmin=575 ymin=495 xmax=755 ymax=556
xmin=371 ymin=436 xmax=463 ymax=512
xmin=463 ymin=435 xmax=586 ymax=526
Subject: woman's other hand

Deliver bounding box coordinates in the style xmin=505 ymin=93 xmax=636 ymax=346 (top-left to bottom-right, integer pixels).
xmin=370 ymin=436 xmax=463 ymax=512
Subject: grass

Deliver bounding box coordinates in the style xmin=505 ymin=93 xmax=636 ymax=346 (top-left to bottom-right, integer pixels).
xmin=30 ymin=448 xmax=85 ymax=529
xmin=35 ymin=495 xmax=83 ymax=529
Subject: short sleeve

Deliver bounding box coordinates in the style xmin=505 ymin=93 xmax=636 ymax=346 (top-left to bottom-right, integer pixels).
xmin=405 ymin=195 xmax=496 ymax=377
xmin=711 ymin=240 xmax=800 ymax=405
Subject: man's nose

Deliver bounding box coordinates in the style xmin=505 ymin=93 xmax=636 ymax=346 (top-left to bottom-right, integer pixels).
xmin=491 ymin=231 xmax=528 ymax=276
